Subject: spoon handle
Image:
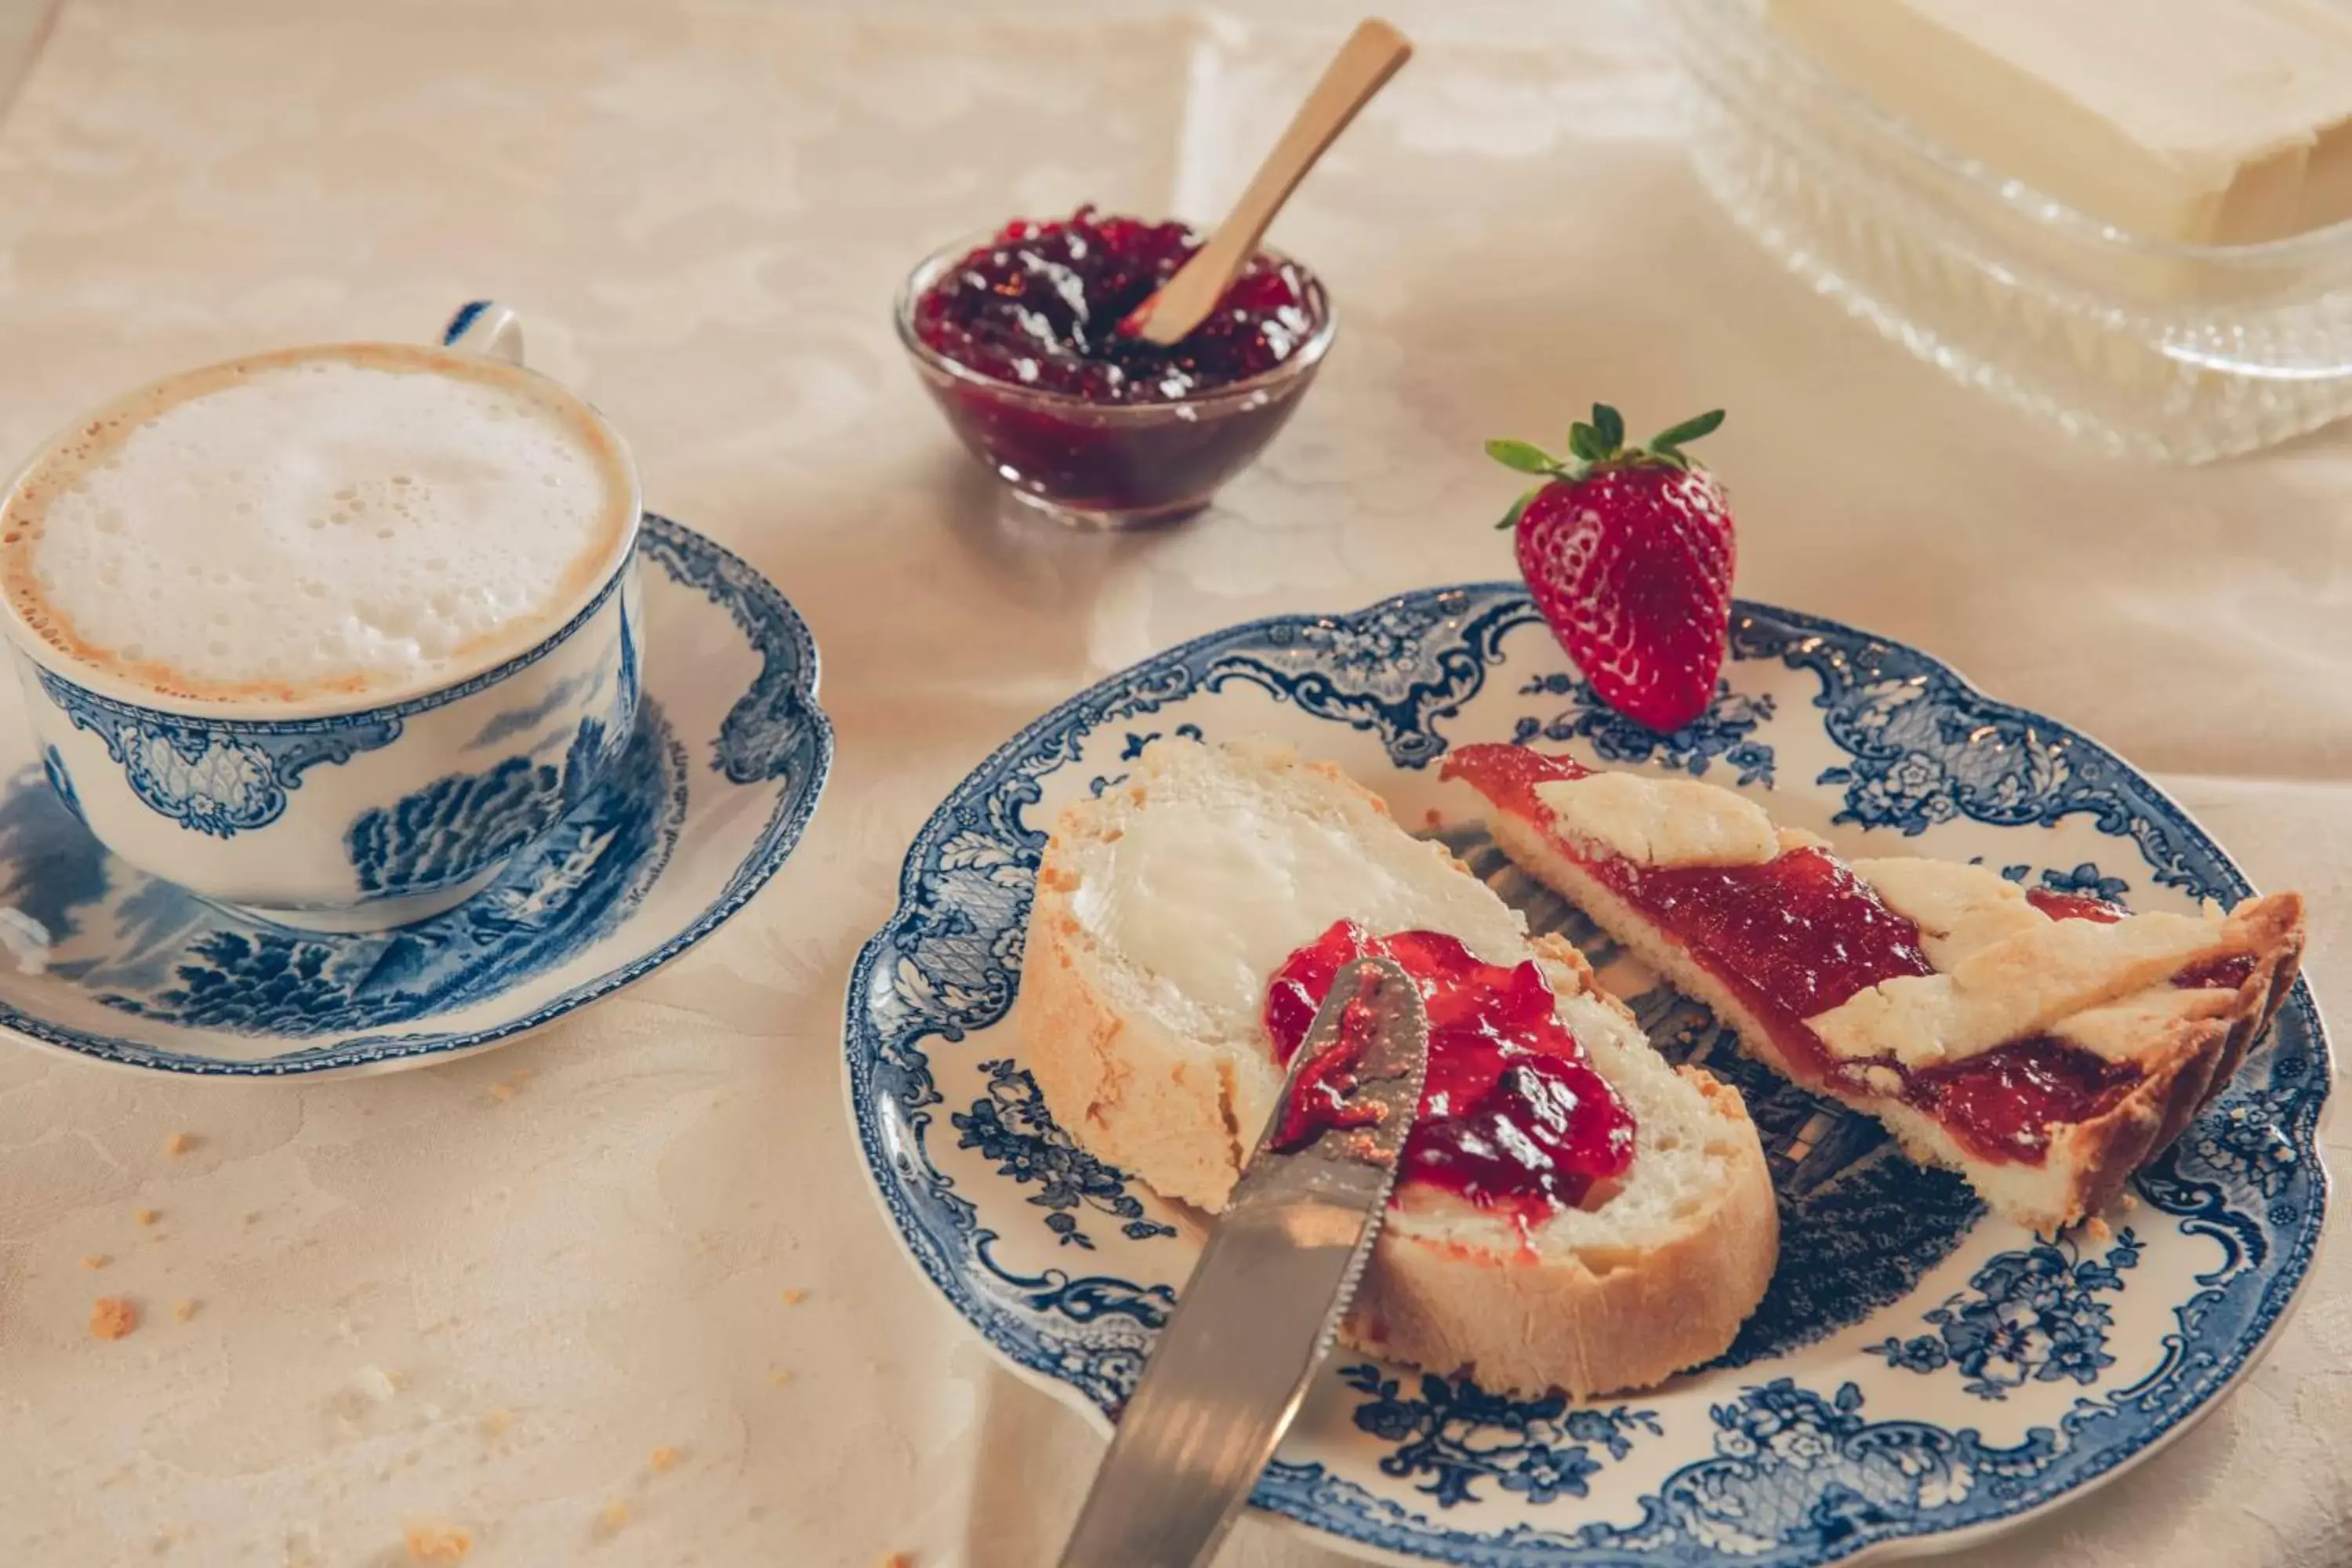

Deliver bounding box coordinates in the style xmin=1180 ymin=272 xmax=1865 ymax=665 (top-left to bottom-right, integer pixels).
xmin=1128 ymin=19 xmax=1412 ymax=347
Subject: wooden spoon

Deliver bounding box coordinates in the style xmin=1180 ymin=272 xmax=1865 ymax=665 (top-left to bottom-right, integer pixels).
xmin=1121 ymin=19 xmax=1413 ymax=347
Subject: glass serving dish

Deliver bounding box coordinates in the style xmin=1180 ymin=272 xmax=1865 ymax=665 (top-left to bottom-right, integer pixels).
xmin=895 ymin=230 xmax=1337 ymax=530
xmin=1658 ymin=0 xmax=2352 ymax=462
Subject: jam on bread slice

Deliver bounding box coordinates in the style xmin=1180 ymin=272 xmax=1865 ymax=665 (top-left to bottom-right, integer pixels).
xmin=1443 ymin=742 xmax=2306 ymax=1232
xmin=1266 ymin=920 xmax=1638 ymax=1214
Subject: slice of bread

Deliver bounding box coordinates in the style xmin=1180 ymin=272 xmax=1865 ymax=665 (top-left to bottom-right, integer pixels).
xmin=1462 ymin=760 xmax=2306 ymax=1235
xmin=1019 ymin=737 xmax=1778 ymax=1398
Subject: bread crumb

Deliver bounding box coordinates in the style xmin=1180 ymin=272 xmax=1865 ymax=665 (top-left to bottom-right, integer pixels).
xmin=403 ymin=1523 xmax=472 ymax=1563
xmin=648 ymin=1445 xmax=680 ymax=1473
xmin=172 ymin=1299 xmax=198 ymax=1323
xmin=2084 ymin=1215 xmax=2114 ymax=1242
xmin=488 ymin=1071 xmax=531 ymax=1102
xmin=134 ymin=1209 xmax=160 ymax=1226
xmin=480 ymin=1408 xmax=512 ymax=1436
xmin=768 ymin=1368 xmax=794 ymax=1388
xmin=597 ymin=1500 xmax=630 ymax=1534
xmin=880 ymin=1553 xmax=914 ymax=1568
xmin=89 ymin=1297 xmax=138 ymax=1340
xmin=779 ymin=1287 xmax=807 ymax=1305
xmin=81 ymin=1254 xmax=110 ymax=1270
xmin=162 ymin=1133 xmax=193 ymax=1156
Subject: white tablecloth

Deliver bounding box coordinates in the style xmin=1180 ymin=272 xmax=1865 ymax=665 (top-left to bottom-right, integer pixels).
xmin=0 ymin=2 xmax=2345 ymax=1563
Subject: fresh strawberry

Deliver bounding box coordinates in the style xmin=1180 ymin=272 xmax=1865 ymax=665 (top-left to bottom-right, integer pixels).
xmin=1487 ymin=403 xmax=1734 ymax=735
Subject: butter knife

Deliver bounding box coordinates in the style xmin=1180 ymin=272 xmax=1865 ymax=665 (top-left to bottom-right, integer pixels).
xmin=1056 ymin=953 xmax=1431 ymax=1568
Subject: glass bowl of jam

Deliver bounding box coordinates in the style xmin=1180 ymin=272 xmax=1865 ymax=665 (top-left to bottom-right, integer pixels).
xmin=897 ymin=208 xmax=1337 ymax=530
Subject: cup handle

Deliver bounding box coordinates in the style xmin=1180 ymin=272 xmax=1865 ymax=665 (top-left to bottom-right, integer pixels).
xmin=442 ymin=300 xmax=525 ymax=366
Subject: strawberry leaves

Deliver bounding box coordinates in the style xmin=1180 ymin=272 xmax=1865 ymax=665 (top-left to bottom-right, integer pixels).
xmin=1485 ymin=403 xmax=1726 ymax=483
xmin=1568 ymin=402 xmax=1624 ymax=463
xmin=1594 ymin=403 xmax=1626 ymax=450
xmin=1496 ymin=488 xmax=1538 ymax=532
xmin=1648 ymin=408 xmax=1725 ymax=470
xmin=1485 ymin=438 xmax=1559 ymax=474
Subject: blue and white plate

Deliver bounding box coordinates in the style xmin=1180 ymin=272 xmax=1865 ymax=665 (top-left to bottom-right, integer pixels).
xmin=0 ymin=514 xmax=830 ymax=1076
xmin=845 ymin=585 xmax=2330 ymax=1566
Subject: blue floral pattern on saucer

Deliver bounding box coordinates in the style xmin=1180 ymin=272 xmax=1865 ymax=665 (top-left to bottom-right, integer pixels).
xmin=0 ymin=514 xmax=830 ymax=1075
xmin=844 ymin=583 xmax=2329 ymax=1566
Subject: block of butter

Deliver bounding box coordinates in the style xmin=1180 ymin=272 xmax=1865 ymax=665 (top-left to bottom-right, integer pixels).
xmin=1766 ymin=0 xmax=2352 ymax=244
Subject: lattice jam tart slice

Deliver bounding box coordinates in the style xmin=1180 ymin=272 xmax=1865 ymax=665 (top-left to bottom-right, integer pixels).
xmin=1443 ymin=744 xmax=2307 ymax=1232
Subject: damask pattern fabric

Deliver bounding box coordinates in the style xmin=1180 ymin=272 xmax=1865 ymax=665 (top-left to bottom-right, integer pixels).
xmin=0 ymin=3 xmax=2343 ymax=1565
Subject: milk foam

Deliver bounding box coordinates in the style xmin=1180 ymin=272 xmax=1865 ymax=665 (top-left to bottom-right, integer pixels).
xmin=2 ymin=347 xmax=630 ymax=703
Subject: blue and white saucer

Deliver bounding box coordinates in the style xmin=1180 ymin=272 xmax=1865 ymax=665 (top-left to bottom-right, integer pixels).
xmin=0 ymin=514 xmax=830 ymax=1076
xmin=845 ymin=586 xmax=2330 ymax=1566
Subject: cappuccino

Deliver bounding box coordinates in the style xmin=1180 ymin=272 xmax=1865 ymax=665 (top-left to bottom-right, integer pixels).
xmin=1 ymin=343 xmax=636 ymax=706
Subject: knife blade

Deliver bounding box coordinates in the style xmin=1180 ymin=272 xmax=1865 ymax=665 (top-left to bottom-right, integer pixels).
xmin=1056 ymin=952 xmax=1430 ymax=1568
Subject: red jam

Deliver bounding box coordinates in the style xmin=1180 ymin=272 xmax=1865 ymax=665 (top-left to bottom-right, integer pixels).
xmin=1437 ymin=739 xmax=1584 ymax=821
xmin=1624 ymin=850 xmax=1936 ymax=1054
xmin=1904 ymin=1036 xmax=2142 ymax=1163
xmin=1443 ymin=744 xmax=1933 ymax=1082
xmin=2025 ymin=887 xmax=2128 ymax=923
xmin=1439 ymin=743 xmax=2158 ymax=1166
xmin=1271 ymin=971 xmax=1391 ymax=1153
xmin=2175 ymin=951 xmax=2256 ymax=990
xmin=912 ymin=208 xmax=1323 ymax=402
xmin=906 ymin=209 xmax=1331 ymax=522
xmin=1266 ymin=921 xmax=1636 ymax=1215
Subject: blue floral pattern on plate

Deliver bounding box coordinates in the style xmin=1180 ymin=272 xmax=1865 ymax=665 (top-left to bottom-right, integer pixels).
xmin=1871 ymin=1230 xmax=2142 ymax=1399
xmin=2000 ymin=860 xmax=2133 ymax=902
xmin=953 ymin=1059 xmax=1178 ymax=1250
xmin=844 ymin=583 xmax=2329 ymax=1566
xmin=1341 ymin=1364 xmax=1661 ymax=1507
xmin=1511 ymin=673 xmax=1777 ymax=786
xmin=0 ymin=514 xmax=831 ymax=1075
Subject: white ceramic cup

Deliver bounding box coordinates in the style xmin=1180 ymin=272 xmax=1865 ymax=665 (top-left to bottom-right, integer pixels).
xmin=0 ymin=303 xmax=645 ymax=932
